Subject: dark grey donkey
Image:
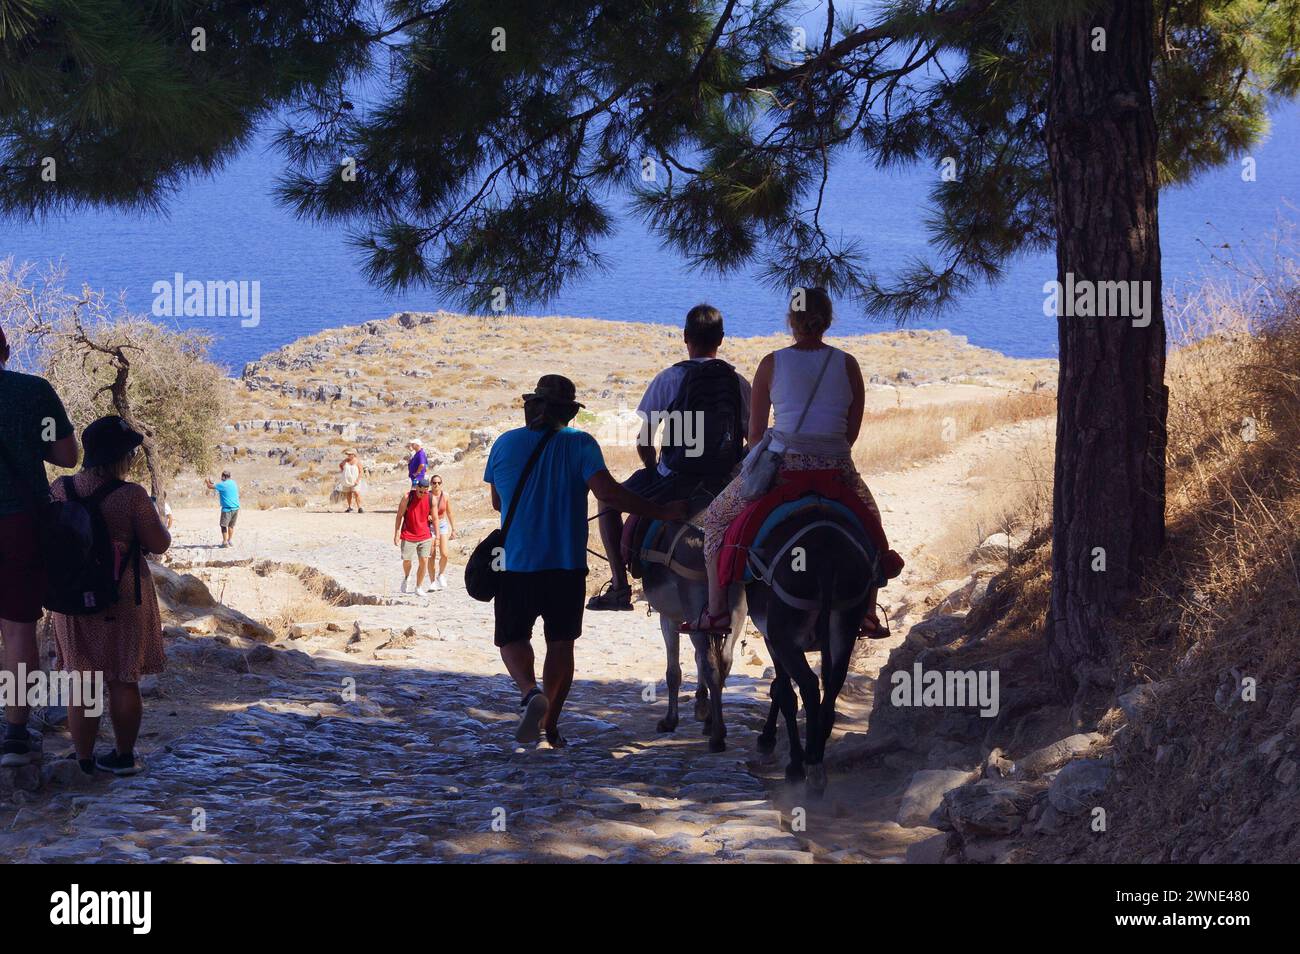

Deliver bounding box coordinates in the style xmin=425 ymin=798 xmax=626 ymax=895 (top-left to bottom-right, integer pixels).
xmin=639 ymin=520 xmax=746 ymax=753
xmin=745 ymin=504 xmax=880 ymax=793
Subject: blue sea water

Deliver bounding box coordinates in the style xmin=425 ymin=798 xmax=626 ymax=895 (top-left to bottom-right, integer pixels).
xmin=4 ymin=99 xmax=1297 ymax=371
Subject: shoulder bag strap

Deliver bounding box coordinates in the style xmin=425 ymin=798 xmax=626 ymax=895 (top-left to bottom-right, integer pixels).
xmin=83 ymin=478 xmax=143 ymax=602
xmin=500 ymin=428 xmax=557 ymax=543
xmin=792 ymin=346 xmax=837 ymax=432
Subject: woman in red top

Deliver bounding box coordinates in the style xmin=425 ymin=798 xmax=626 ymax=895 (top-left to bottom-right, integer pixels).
xmin=392 ymin=478 xmax=435 ymax=595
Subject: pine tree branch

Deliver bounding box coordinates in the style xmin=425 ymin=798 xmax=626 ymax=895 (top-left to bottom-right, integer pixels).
xmin=743 ymin=0 xmax=993 ymax=90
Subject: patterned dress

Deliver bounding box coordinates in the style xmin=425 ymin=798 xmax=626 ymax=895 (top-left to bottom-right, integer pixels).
xmin=699 ymin=453 xmax=880 ymax=561
xmin=49 ymin=474 xmax=166 ymax=683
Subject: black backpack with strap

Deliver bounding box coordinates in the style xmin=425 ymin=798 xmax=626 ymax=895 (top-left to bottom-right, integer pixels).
xmin=659 ymin=359 xmax=745 ymax=477
xmin=42 ymin=476 xmax=141 ymax=616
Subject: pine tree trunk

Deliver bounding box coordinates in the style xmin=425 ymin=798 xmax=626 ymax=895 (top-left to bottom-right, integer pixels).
xmin=1044 ymin=0 xmax=1167 ymax=707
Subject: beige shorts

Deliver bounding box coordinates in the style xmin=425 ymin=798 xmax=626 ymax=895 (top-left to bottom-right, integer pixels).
xmin=401 ymin=538 xmax=433 ymax=560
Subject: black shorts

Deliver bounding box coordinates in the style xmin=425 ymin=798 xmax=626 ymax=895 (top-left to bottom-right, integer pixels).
xmin=493 ymin=568 xmax=587 ymax=647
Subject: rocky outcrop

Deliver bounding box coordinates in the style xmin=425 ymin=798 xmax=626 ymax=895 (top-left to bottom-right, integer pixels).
xmin=454 ymin=428 xmax=499 ymax=461
xmin=934 ymin=778 xmax=1046 ymax=838
xmin=898 ymin=768 xmax=975 ymax=827
xmin=226 ymin=419 xmax=357 ymax=439
xmin=149 ymin=560 xmax=276 ymax=643
xmin=971 ymin=532 xmax=1019 ymax=562
xmin=1012 ymin=732 xmax=1102 ymax=778
xmin=1046 ymin=758 xmax=1113 ymax=814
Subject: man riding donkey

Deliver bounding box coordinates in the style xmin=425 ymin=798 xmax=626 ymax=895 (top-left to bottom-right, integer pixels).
xmin=588 ymin=304 xmax=751 ymax=610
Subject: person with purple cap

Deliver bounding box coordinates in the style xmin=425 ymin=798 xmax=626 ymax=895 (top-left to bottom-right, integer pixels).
xmin=407 ymin=439 xmax=428 ymax=487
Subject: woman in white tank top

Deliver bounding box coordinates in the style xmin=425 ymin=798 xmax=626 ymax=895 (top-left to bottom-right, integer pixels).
xmin=690 ymin=288 xmax=884 ymax=636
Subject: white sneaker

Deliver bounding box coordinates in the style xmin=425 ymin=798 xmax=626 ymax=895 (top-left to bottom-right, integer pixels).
xmin=420 ymin=583 xmax=437 ymax=595
xmin=436 ymin=575 xmax=447 ymax=590
xmin=400 ymin=578 xmax=411 ymax=594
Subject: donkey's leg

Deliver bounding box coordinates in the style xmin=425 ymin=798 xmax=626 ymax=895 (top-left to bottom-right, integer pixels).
xmin=757 ymin=685 xmax=781 ymax=755
xmin=776 ymin=674 xmax=804 ymax=777
xmin=816 ymin=616 xmax=858 ymax=753
xmin=699 ymin=587 xmax=743 ymax=733
xmin=691 ymin=632 xmax=727 ymax=752
xmin=768 ymin=639 xmax=822 ymax=789
xmin=711 ymin=630 xmax=737 ymax=745
xmin=693 ymin=684 xmax=710 ymax=723
xmin=690 ymin=591 xmax=712 ymax=723
xmin=691 ymin=597 xmax=712 ymax=724
xmin=657 ymin=616 xmax=681 ymax=733
xmin=764 ymin=661 xmax=804 ymax=777
xmin=715 ymin=627 xmax=737 ymax=743
xmin=721 ymin=584 xmax=745 ymax=685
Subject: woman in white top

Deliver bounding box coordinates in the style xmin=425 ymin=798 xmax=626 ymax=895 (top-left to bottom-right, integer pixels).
xmin=692 ymin=288 xmax=883 ymax=635
xmin=336 ymin=450 xmax=367 ymax=513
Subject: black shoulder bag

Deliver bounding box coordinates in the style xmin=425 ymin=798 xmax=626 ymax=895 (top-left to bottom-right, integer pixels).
xmin=465 ymin=428 xmax=556 ymax=602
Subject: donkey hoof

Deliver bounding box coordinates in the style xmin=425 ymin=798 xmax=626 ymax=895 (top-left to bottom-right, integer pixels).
xmin=707 ymin=737 xmax=727 ymax=754
xmin=784 ymin=762 xmax=806 ymax=782
xmin=806 ymin=763 xmax=827 ymax=794
xmin=756 ymin=733 xmax=776 ymax=755
xmin=656 ymin=716 xmax=678 ymax=733
xmin=694 ymin=699 xmax=710 ymax=722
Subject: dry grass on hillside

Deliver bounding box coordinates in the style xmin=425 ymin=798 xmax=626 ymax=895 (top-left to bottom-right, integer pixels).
xmin=258 ymin=566 xmax=347 ymax=635
xmin=1039 ymin=265 xmax=1300 ymax=862
xmin=586 ymin=388 xmax=1056 ymax=494
xmin=897 ymin=256 xmax=1300 ymax=862
xmin=929 ymin=427 xmax=1055 ymax=579
xmin=853 ymin=390 xmax=1055 ymax=476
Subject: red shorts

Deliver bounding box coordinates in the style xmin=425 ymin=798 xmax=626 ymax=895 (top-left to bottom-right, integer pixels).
xmin=0 ymin=511 xmax=45 ymax=623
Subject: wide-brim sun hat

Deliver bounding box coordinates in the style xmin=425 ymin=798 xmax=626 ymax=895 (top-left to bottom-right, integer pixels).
xmin=82 ymin=415 xmax=144 ymax=468
xmin=522 ymin=373 xmax=584 ymax=408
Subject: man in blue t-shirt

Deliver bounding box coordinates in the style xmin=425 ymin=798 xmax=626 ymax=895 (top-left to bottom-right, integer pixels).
xmin=204 ymin=470 xmax=241 ymax=548
xmin=484 ymin=374 xmax=685 ymax=747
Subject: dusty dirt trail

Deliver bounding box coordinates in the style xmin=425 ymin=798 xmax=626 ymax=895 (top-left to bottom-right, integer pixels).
xmin=5 ymin=418 xmax=1048 ymax=863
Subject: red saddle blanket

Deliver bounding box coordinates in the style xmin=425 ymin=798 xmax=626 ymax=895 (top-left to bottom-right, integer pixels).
xmin=717 ymin=469 xmax=904 ymax=585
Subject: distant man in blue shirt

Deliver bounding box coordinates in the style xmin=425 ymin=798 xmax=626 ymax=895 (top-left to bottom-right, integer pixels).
xmin=484 ymin=374 xmax=685 ymax=747
xmin=204 ymin=470 xmax=241 ymax=548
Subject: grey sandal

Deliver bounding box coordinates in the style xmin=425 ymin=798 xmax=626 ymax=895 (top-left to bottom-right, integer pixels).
xmin=515 ymin=688 xmax=549 ymax=743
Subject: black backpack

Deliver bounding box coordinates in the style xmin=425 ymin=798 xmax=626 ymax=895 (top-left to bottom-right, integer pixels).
xmin=659 ymin=359 xmax=745 ymax=477
xmin=42 ymin=477 xmax=140 ymax=616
